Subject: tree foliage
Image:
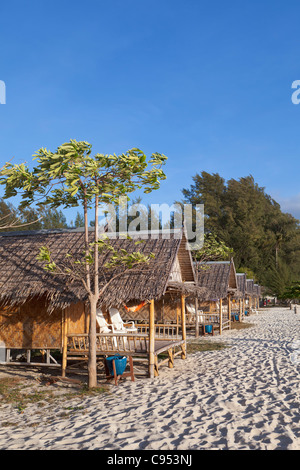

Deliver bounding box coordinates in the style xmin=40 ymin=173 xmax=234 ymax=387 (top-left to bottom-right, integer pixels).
xmin=181 ymin=171 xmax=300 ymax=295
xmin=0 ymin=198 xmax=69 ymax=231
xmin=193 ymin=232 xmax=233 ymax=264
xmin=281 ymin=282 xmax=300 ymax=299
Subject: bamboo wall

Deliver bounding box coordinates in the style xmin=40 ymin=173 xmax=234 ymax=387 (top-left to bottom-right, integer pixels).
xmin=0 ymin=297 xmax=87 ymax=349
xmin=121 ymin=296 xmax=181 ymax=323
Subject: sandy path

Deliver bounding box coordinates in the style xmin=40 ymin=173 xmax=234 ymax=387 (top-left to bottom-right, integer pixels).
xmin=0 ymin=307 xmax=300 ymax=450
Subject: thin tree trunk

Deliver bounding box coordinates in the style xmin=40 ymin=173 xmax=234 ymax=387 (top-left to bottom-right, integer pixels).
xmin=88 ymin=194 xmax=99 ymax=388
xmin=88 ymin=293 xmax=98 ymax=388
xmin=195 ymin=297 xmax=199 ymax=338
xmin=84 ymin=196 xmax=91 ymax=292
xmin=195 ymin=266 xmax=199 ymax=338
xmin=94 ymin=195 xmax=99 ymax=298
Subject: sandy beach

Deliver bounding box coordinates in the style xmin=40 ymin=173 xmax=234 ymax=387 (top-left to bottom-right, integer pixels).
xmin=0 ymin=307 xmax=300 ymax=450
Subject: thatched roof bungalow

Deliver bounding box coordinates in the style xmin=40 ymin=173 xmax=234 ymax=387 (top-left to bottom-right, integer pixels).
xmin=253 ymin=284 xmax=261 ymax=298
xmin=0 ymin=228 xmax=199 ymax=379
xmin=234 ymin=273 xmax=247 ymax=299
xmin=246 ymin=279 xmax=254 ymax=296
xmin=196 ymin=259 xmax=237 ymax=301
xmin=193 ymin=259 xmax=238 ymax=332
xmin=245 ymin=279 xmax=260 ymax=310
xmin=0 ymin=228 xmax=197 ymax=311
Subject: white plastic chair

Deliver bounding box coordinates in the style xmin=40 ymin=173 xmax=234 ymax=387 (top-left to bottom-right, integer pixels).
xmin=186 ymin=303 xmax=204 ymax=324
xmin=108 ymin=308 xmax=137 ymax=333
xmin=96 ymin=309 xmax=113 ymax=333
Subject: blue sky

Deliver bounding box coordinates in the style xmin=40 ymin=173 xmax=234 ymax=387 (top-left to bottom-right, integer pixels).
xmin=1 ymin=0 xmax=300 ymax=223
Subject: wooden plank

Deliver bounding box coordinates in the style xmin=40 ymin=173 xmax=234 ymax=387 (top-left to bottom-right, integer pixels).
xmin=219 ymin=298 xmax=223 ymax=334
xmin=149 ymin=299 xmax=155 ymax=379
xmin=61 ymin=309 xmax=68 ymax=378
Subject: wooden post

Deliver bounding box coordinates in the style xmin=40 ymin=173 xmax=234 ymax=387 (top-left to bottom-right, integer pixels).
xmin=154 ymin=356 xmax=159 ymax=377
xmin=149 ymin=299 xmax=155 ymax=379
xmin=242 ymin=298 xmax=245 ymax=319
xmin=219 ymin=298 xmax=223 ymax=334
xmin=62 ymin=309 xmax=68 ymax=378
xmin=181 ymin=294 xmax=186 ymax=359
xmin=6 ymin=349 xmax=10 ymax=363
xmin=228 ymin=294 xmax=231 ymax=329
xmin=168 ymin=349 xmax=174 ymax=368
xmin=195 ymin=297 xmax=199 ymax=338
xmin=176 ymin=302 xmax=180 ymax=326
xmin=239 ymin=299 xmax=242 ymax=320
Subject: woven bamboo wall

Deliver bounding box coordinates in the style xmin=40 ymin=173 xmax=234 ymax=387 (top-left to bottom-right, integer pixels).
xmin=121 ymin=296 xmax=181 ymax=323
xmin=0 ymin=297 xmax=62 ymax=349
xmin=0 ymin=298 xmax=87 ymax=349
xmin=66 ymin=301 xmax=87 ymax=334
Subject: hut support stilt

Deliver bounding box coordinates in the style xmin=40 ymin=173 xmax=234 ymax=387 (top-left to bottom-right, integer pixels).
xmin=219 ymin=298 xmax=223 ymax=334
xmin=62 ymin=309 xmax=68 ymax=378
xmin=228 ymin=294 xmax=231 ymax=329
xmin=195 ymin=297 xmax=199 ymax=338
xmin=149 ymin=299 xmax=155 ymax=379
xmin=168 ymin=348 xmax=174 ymax=368
xmin=181 ymin=294 xmax=186 ymax=359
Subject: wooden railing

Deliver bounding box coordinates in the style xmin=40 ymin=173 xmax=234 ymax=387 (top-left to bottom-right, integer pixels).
xmin=186 ymin=312 xmax=221 ymax=325
xmin=67 ymin=331 xmax=184 ymax=355
xmin=68 ymin=333 xmax=149 ymax=354
xmin=136 ymin=324 xmax=181 ymax=339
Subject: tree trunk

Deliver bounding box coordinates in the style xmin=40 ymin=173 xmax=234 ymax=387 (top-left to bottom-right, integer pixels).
xmin=87 ymin=194 xmax=100 ymax=389
xmin=195 ymin=264 xmax=199 ymax=338
xmin=195 ymin=297 xmax=199 ymax=338
xmin=84 ymin=196 xmax=91 ymax=292
xmin=88 ymin=294 xmax=98 ymax=388
xmin=88 ymin=196 xmax=99 ymax=388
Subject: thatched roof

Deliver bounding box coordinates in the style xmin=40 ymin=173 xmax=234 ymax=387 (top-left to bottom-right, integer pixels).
xmin=0 ymin=228 xmax=198 ymax=311
xmin=233 ymin=273 xmax=247 ymax=299
xmin=196 ymin=259 xmax=237 ymax=301
xmin=253 ymin=284 xmax=261 ymax=298
xmin=167 ymin=281 xmax=208 ymax=299
xmin=246 ymin=279 xmax=254 ymax=296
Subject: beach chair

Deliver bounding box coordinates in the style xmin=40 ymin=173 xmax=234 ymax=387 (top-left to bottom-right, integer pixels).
xmin=96 ymin=309 xmax=113 ymax=334
xmin=197 ymin=310 xmax=204 ymax=323
xmin=96 ymin=309 xmax=119 ymax=349
xmin=185 ymin=303 xmax=196 ymax=325
xmin=108 ymin=308 xmax=137 ymax=333
xmin=186 ymin=303 xmax=204 ymax=325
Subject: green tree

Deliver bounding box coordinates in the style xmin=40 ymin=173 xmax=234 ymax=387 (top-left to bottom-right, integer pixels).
xmin=74 ymin=211 xmax=84 ymax=228
xmin=181 ymin=171 xmax=300 ymax=291
xmin=281 ymin=282 xmax=300 ymax=300
xmin=38 ymin=207 xmax=68 ymax=230
xmin=193 ymin=233 xmax=233 ymax=263
xmin=0 ymin=140 xmax=167 ymax=387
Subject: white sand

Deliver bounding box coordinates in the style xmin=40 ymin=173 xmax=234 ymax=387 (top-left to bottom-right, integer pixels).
xmin=0 ymin=307 xmax=300 ymax=450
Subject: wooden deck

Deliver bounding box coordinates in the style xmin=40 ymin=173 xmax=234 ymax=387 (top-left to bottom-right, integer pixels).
xmin=186 ymin=311 xmax=231 ymax=333
xmin=67 ymin=332 xmax=186 ymax=377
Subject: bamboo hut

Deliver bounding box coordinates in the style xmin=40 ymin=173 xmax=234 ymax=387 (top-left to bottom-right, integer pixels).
xmin=0 ymin=228 xmax=199 ymax=379
xmin=253 ymin=284 xmax=261 ymax=310
xmin=232 ymin=273 xmax=247 ymax=321
xmin=246 ymin=279 xmax=254 ymax=314
xmin=193 ymin=259 xmax=238 ymax=334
